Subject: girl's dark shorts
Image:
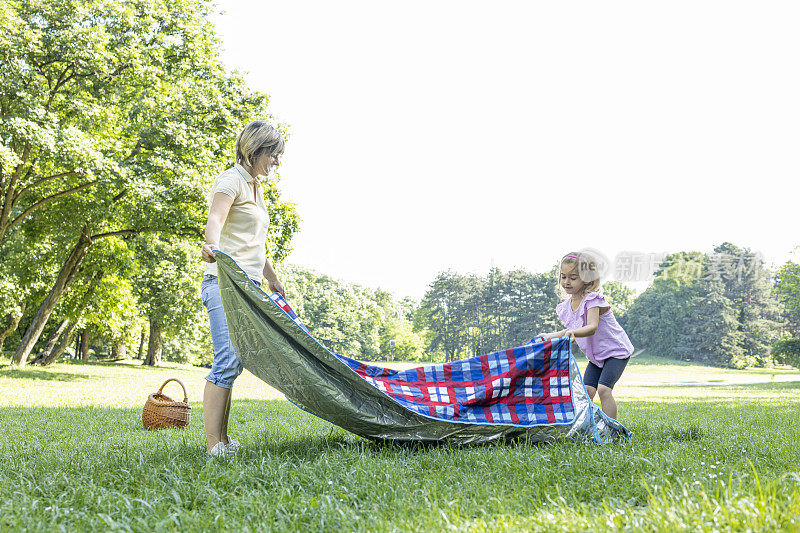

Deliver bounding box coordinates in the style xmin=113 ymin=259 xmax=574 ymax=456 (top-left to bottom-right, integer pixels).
xmin=583 ymin=357 xmax=629 ymax=390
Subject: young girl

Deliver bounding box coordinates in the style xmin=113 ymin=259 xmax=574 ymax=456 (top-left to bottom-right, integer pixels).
xmin=538 ymin=251 xmax=633 ymax=419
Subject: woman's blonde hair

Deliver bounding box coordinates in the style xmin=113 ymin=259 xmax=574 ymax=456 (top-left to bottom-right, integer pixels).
xmin=558 ymin=250 xmax=602 ymax=297
xmin=235 ymin=120 xmax=285 ymax=167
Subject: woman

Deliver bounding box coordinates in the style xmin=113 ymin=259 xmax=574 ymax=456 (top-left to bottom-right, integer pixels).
xmin=200 ymin=120 xmax=286 ymax=457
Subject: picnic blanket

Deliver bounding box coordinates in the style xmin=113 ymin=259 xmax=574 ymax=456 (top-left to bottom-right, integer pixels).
xmin=215 ymin=252 xmax=631 ymax=444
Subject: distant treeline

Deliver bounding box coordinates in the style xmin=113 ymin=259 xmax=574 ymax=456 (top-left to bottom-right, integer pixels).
xmin=278 ymin=242 xmax=800 ymax=369
xmin=626 ymin=243 xmax=788 ymax=368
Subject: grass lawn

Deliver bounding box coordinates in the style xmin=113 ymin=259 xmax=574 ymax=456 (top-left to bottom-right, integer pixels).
xmin=1 ymin=353 xmax=799 ymax=531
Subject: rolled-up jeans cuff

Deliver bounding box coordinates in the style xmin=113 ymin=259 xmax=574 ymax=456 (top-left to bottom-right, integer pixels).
xmin=205 ymin=374 xmax=235 ymax=390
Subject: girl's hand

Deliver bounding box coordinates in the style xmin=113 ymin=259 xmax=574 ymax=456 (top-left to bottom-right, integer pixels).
xmin=565 ymin=329 xmax=576 ymax=340
xmin=201 ymin=243 xmax=218 ymax=263
xmin=268 ymin=278 xmax=286 ymax=299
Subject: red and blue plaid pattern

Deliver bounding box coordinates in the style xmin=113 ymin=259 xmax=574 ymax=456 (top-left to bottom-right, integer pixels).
xmin=270 ymin=293 xmax=311 ymax=334
xmin=270 ymin=293 xmax=575 ymax=426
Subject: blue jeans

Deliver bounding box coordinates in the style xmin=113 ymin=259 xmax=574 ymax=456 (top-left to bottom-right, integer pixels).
xmin=201 ymin=275 xmax=260 ymax=389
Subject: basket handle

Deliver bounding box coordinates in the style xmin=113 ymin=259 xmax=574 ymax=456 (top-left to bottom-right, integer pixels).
xmin=158 ymin=378 xmax=188 ymax=403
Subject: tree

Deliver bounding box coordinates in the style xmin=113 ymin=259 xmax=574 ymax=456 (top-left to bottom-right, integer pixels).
xmin=30 ymin=271 xmax=104 ymax=366
xmin=626 ymin=245 xmax=782 ymax=367
xmin=707 ymin=243 xmax=781 ymax=365
xmin=0 ymin=228 xmax=65 ymax=355
xmin=498 ymin=269 xmax=561 ymax=349
xmin=625 ymin=277 xmax=701 ymax=359
xmin=601 ymin=281 xmax=635 ymax=325
xmin=774 ymin=256 xmax=800 ymax=337
xmin=771 ymin=338 xmax=800 ymax=369
xmin=6 ymin=0 xmax=285 ymax=366
xmin=380 ymin=318 xmax=425 ymax=361
xmin=131 ymin=236 xmax=205 ymax=367
xmin=417 ymin=267 xmax=561 ymax=362
xmin=682 ymin=277 xmax=746 ymax=367
xmin=419 ymin=271 xmax=470 ymax=362
xmin=278 ymin=266 xmax=418 ymax=361
xmin=1 ymin=0 xmax=116 ymax=244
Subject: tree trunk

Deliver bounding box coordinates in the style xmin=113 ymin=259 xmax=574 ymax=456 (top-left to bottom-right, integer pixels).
xmin=143 ymin=320 xmax=162 ymax=366
xmin=10 ymin=224 xmax=193 ymax=367
xmin=12 ymin=230 xmax=92 ymax=366
xmin=35 ymin=322 xmax=78 ymax=366
xmin=137 ymin=329 xmax=146 ymax=359
xmin=50 ymin=330 xmax=75 ymax=365
xmin=37 ymin=270 xmax=103 ymax=366
xmin=30 ymin=319 xmax=69 ymax=366
xmin=111 ymin=342 xmax=127 ymax=360
xmin=80 ymin=330 xmax=90 ymax=360
xmin=0 ymin=304 xmax=25 ymax=356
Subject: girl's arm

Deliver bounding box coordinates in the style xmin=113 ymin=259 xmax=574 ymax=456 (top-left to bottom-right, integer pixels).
xmin=201 ymin=192 xmax=235 ymax=263
xmin=538 ymin=307 xmax=602 ymax=340
xmin=567 ymin=307 xmax=601 ymax=338
xmin=539 ymin=329 xmax=570 ymax=340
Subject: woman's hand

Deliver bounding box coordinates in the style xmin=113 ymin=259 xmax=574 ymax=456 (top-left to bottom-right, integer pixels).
xmin=201 ymin=243 xmax=218 ymax=263
xmin=268 ymin=278 xmax=286 ymax=299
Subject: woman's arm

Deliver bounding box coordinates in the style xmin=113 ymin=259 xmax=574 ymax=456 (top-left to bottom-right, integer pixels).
xmin=263 ymin=258 xmax=285 ymax=298
xmin=201 ymin=192 xmax=235 ymax=263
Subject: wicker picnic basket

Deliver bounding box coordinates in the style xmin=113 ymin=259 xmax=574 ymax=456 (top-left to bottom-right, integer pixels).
xmin=142 ymin=378 xmax=191 ymax=430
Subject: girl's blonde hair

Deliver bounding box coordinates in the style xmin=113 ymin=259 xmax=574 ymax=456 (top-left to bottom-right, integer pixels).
xmin=235 ymin=120 xmax=285 ymax=167
xmin=558 ymin=250 xmax=602 ymax=297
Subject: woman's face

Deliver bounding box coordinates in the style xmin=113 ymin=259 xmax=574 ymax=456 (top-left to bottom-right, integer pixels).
xmin=250 ymin=152 xmax=280 ymax=179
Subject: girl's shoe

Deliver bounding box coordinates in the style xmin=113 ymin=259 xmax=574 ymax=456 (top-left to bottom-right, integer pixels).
xmin=208 ymin=441 xmax=232 ymax=458
xmin=225 ymin=436 xmax=242 ymax=452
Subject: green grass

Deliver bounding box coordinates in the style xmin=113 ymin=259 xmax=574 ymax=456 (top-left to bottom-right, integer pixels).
xmin=1 ymin=356 xmax=799 ymax=531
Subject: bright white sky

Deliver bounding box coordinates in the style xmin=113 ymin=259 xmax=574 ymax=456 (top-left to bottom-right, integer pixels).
xmin=212 ymin=1 xmax=800 ymax=300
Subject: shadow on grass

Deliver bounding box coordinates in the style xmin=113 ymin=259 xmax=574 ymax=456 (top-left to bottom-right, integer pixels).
xmin=635 ymin=380 xmax=800 ymax=390
xmin=251 ymin=432 xmax=529 ymax=459
xmin=0 ymin=357 xmax=195 ymax=383
xmin=626 ymin=353 xmax=702 ymax=367
xmin=60 ymin=358 xmax=186 ymax=371
xmin=0 ymin=367 xmax=92 ymax=382
xmin=746 ymin=380 xmax=800 ymax=391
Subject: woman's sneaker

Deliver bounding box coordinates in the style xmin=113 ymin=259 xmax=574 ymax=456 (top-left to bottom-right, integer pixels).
xmin=208 ymin=441 xmax=233 ymax=458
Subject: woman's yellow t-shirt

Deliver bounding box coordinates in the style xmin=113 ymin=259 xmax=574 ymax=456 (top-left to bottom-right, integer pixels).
xmin=204 ymin=164 xmax=269 ymax=281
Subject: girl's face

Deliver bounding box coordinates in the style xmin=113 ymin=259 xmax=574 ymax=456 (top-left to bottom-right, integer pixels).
xmin=560 ymin=264 xmax=584 ymax=295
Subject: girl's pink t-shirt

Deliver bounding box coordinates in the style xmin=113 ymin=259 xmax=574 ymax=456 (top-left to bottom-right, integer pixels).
xmin=556 ymin=291 xmax=634 ymax=367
